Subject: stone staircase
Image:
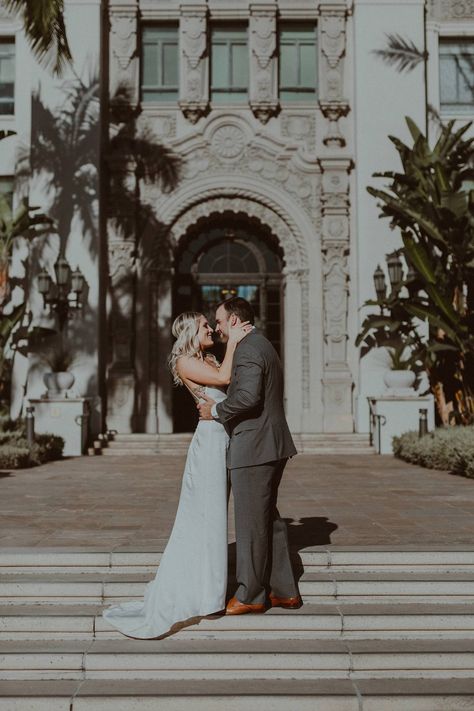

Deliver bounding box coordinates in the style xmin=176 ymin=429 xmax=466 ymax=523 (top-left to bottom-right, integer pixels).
xmin=97 ymin=433 xmax=375 ymax=456
xmin=2 ymin=547 xmax=474 ymax=708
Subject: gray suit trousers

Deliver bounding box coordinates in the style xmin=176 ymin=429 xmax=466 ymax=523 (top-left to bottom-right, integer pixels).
xmin=230 ymin=458 xmax=298 ymax=605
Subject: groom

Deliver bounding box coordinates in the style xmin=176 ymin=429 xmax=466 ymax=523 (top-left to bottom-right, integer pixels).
xmin=198 ymin=297 xmax=301 ymax=615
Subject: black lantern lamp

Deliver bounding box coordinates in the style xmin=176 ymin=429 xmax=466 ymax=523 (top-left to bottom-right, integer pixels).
xmin=71 ymin=268 xmax=85 ymax=294
xmin=54 ymin=256 xmax=71 ymax=288
xmin=37 ymin=259 xmax=86 ymax=331
xmin=373 ymin=265 xmax=387 ymax=301
xmin=387 ymin=252 xmax=404 ymax=289
xmin=37 ymin=269 xmax=53 ymax=302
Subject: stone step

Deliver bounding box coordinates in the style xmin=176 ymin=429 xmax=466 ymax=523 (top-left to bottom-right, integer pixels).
xmin=3 ymin=571 xmax=474 ymax=604
xmin=3 ymin=678 xmax=474 ymax=711
xmin=102 ymin=447 xmax=376 ymax=455
xmin=3 ymin=547 xmax=474 ymax=575
xmin=3 ymin=603 xmax=474 ymax=641
xmin=102 ymin=433 xmax=375 ymax=455
xmin=1 ymin=638 xmax=474 ymax=681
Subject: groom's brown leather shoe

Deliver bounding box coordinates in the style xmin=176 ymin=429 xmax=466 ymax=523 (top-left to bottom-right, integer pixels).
xmin=225 ymin=596 xmax=266 ymax=615
xmin=269 ymin=592 xmax=302 ymax=609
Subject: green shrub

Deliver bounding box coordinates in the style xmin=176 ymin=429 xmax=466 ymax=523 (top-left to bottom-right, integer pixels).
xmin=393 ymin=426 xmax=474 ymax=477
xmin=0 ymin=444 xmax=33 ymax=469
xmin=0 ymin=430 xmax=64 ymax=469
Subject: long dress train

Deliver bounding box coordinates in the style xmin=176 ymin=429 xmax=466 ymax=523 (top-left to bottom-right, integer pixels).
xmin=102 ymin=386 xmax=229 ymax=639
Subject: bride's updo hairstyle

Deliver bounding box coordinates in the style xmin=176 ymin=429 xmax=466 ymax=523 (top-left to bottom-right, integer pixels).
xmin=168 ymin=311 xmax=203 ymax=385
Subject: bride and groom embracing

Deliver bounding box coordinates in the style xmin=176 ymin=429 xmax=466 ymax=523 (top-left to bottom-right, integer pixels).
xmin=104 ymin=297 xmax=301 ymax=639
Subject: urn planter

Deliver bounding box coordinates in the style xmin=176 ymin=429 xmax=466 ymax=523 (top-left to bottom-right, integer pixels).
xmin=43 ymin=371 xmax=75 ymax=398
xmin=383 ymin=369 xmax=416 ymax=392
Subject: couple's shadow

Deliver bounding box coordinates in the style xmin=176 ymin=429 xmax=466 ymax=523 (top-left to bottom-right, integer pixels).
xmin=226 ymin=516 xmax=338 ymax=594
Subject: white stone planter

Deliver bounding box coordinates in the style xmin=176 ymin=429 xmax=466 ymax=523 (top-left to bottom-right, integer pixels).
xmin=383 ymin=369 xmax=416 ymax=394
xmin=43 ymin=371 xmax=75 ymax=398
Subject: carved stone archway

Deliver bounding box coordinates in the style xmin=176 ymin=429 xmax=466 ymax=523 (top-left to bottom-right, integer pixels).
xmin=148 ymin=192 xmax=313 ymax=433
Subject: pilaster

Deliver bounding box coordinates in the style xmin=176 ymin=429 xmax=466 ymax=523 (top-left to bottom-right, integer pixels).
xmin=318 ymin=1 xmax=350 ymax=147
xmin=109 ymin=0 xmax=140 ymax=117
xmin=249 ymin=3 xmax=279 ymax=124
xmin=179 ymin=3 xmax=209 ymax=124
xmin=319 ymin=157 xmax=353 ymax=432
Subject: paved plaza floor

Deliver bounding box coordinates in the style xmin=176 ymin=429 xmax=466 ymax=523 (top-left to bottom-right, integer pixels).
xmin=1 ymin=453 xmax=474 ymax=549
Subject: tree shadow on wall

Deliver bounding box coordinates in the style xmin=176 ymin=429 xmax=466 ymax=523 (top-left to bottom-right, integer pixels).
xmin=26 ymin=76 xmax=100 ymax=259
xmin=106 ymin=89 xmax=183 ymax=432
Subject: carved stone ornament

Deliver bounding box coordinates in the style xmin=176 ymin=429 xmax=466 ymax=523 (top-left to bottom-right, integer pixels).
xmin=281 ymin=114 xmax=316 ymax=152
xmin=109 ymin=7 xmax=139 ymax=112
xmin=320 ymin=102 xmax=350 ymax=148
xmin=318 ymin=5 xmax=348 ymax=146
xmin=320 ymin=11 xmax=346 ymax=70
xmin=210 ymin=125 xmax=248 ymax=160
xmin=179 ymin=7 xmax=209 ymax=124
xmin=108 ymin=241 xmax=136 ymax=280
xmin=429 ymin=0 xmax=474 ymax=19
xmin=249 ymin=7 xmax=279 ymax=124
xmin=322 ymin=241 xmax=350 ymax=365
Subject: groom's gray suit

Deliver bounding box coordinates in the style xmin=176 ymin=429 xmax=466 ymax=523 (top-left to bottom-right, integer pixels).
xmin=215 ymin=329 xmax=298 ymax=605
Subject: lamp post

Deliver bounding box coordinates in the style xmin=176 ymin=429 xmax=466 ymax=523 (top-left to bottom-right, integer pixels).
xmin=37 ymin=257 xmax=86 ymax=332
xmin=387 ymin=252 xmax=404 ymax=291
xmin=373 ymin=265 xmax=387 ymax=312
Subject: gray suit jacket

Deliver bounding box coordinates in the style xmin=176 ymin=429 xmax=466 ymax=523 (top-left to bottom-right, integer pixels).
xmin=215 ymin=330 xmax=297 ymax=469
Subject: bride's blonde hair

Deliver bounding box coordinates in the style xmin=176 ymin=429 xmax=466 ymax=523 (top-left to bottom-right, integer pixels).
xmin=168 ymin=311 xmax=203 ymax=385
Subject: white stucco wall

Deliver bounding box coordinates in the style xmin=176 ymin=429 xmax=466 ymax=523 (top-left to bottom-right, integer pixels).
xmin=8 ymin=0 xmax=102 ymax=433
xmin=352 ymin=0 xmax=426 ymax=433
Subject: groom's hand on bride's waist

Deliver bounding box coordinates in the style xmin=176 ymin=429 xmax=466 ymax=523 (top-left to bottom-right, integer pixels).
xmin=197 ymin=393 xmax=216 ymax=420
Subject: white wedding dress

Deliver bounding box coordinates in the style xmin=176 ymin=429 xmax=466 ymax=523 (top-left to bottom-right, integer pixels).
xmin=103 ymin=386 xmax=229 ymax=638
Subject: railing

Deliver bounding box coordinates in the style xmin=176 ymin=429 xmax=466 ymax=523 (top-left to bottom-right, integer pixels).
xmin=367 ymin=397 xmax=386 ymax=454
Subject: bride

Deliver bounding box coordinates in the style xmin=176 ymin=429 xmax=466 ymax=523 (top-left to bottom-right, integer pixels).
xmin=103 ymin=311 xmax=252 ymax=639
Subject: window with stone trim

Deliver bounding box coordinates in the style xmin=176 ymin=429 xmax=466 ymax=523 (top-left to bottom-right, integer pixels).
xmin=279 ymin=23 xmax=317 ymax=102
xmin=211 ymin=25 xmax=249 ymax=104
xmin=439 ymin=38 xmax=474 ymax=115
xmin=0 ymin=39 xmax=15 ymax=115
xmin=141 ymin=26 xmax=179 ymax=103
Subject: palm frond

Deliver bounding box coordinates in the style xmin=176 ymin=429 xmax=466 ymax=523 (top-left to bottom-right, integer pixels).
xmin=4 ymin=0 xmax=72 ymax=76
xmin=373 ymin=33 xmax=427 ymax=74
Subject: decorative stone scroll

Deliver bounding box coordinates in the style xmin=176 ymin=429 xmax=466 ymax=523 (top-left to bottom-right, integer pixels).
xmin=318 ymin=3 xmax=350 ymax=149
xmin=429 ymin=0 xmax=474 ymax=19
xmin=249 ymin=4 xmax=279 ymax=124
xmin=179 ymin=4 xmax=209 ymax=124
xmin=109 ymin=1 xmax=139 ymax=116
xmin=319 ymin=157 xmax=354 ymax=431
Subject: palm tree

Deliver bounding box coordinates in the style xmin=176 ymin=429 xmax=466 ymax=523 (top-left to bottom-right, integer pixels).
xmin=3 ymin=0 xmax=72 ymax=75
xmin=358 ymin=118 xmax=474 ymax=425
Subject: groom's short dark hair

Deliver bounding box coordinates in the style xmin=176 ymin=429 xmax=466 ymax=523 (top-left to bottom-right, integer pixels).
xmin=218 ymin=297 xmax=255 ymax=325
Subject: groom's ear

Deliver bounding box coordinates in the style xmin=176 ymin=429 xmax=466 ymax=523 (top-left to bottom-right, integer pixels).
xmin=229 ymin=313 xmax=238 ymax=326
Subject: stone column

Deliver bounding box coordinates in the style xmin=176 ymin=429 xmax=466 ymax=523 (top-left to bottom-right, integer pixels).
xmin=282 ymin=268 xmax=304 ymax=432
xmin=179 ymin=3 xmax=209 ymax=124
xmin=106 ymin=236 xmax=137 ymax=433
xmin=249 ymin=3 xmax=279 ymax=124
xmin=319 ymin=158 xmax=353 ymax=432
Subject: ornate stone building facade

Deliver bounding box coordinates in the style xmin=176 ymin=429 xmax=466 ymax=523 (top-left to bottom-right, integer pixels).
xmin=106 ymin=0 xmax=354 ymax=434
xmin=2 ymin=0 xmax=473 ymax=436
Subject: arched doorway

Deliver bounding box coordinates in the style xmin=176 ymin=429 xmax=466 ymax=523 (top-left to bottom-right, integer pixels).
xmin=172 ymin=214 xmax=284 ymax=432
